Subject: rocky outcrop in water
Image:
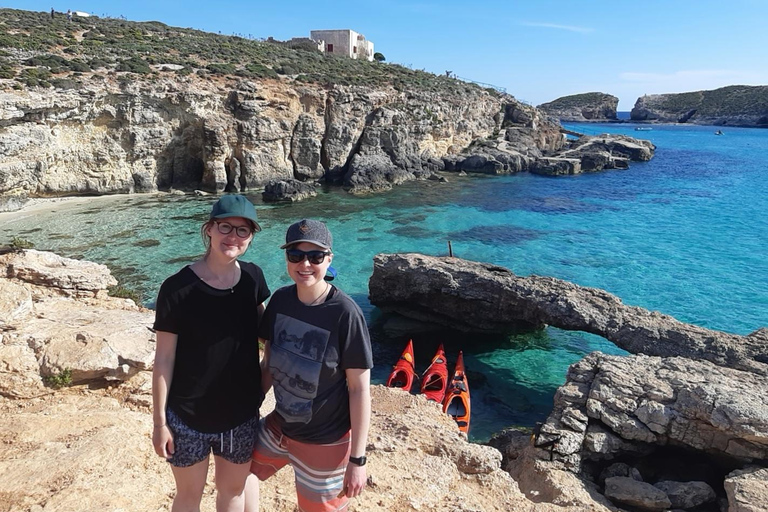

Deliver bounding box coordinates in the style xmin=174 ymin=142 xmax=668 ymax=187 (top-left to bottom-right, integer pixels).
xmin=630 ymin=85 xmax=768 ymax=127
xmin=368 ymin=253 xmax=767 ymax=375
xmin=538 ymin=93 xmax=619 ymax=122
xmin=368 ymin=253 xmax=768 ymax=511
xmin=261 ymin=178 xmax=318 ymax=202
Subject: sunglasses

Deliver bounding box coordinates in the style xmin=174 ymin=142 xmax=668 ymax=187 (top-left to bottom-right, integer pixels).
xmin=286 ymin=249 xmax=331 ymax=265
xmin=215 ymin=221 xmax=253 ymax=239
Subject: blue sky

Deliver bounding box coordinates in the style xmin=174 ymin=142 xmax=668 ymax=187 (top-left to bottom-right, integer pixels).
xmin=6 ymin=0 xmax=768 ymax=110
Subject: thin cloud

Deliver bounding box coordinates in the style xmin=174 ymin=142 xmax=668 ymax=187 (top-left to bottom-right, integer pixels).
xmin=519 ymin=22 xmax=593 ymax=34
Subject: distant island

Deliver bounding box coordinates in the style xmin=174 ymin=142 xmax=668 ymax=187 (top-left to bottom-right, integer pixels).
xmin=537 ymin=92 xmax=618 ymax=122
xmin=540 ymin=85 xmax=768 ymax=128
xmin=631 ymin=85 xmax=768 ymax=127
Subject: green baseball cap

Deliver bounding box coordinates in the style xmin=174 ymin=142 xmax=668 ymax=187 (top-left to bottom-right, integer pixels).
xmin=210 ymin=195 xmax=261 ymax=232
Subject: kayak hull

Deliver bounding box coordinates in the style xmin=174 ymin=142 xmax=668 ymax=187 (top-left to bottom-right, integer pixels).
xmin=386 ymin=339 xmax=417 ymax=392
xmin=420 ymin=343 xmax=449 ymax=403
xmin=443 ymin=351 xmax=471 ymax=433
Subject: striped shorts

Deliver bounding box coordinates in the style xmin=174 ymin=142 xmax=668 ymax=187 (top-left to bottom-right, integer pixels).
xmin=251 ymin=413 xmax=351 ymax=512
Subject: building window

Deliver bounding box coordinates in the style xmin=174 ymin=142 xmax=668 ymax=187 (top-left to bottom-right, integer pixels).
xmin=353 ymin=46 xmax=357 ymax=53
xmin=327 ymin=44 xmax=333 ymax=53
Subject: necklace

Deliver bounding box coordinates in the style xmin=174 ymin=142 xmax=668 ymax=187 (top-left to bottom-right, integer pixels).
xmin=308 ymin=282 xmax=331 ymax=306
xmin=203 ymin=259 xmax=238 ymax=293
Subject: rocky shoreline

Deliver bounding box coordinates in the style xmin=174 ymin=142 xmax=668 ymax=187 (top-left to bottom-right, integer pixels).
xmin=2 ymin=249 xmax=765 ymax=510
xmin=0 ymin=74 xmax=657 ymax=211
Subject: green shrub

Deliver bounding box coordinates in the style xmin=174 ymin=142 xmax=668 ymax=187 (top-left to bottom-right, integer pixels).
xmin=10 ymin=236 xmax=34 ymax=249
xmin=43 ymin=368 xmax=73 ymax=388
xmin=116 ymin=57 xmax=151 ymax=74
xmin=108 ymin=284 xmax=143 ymax=304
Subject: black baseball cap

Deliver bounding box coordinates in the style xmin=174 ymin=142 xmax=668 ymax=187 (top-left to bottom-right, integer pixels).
xmin=280 ymin=219 xmax=332 ymax=250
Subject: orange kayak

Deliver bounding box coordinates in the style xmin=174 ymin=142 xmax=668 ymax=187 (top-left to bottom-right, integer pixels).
xmin=443 ymin=351 xmax=471 ymax=433
xmin=386 ymin=339 xmax=417 ymax=392
xmin=420 ymin=343 xmax=449 ymax=403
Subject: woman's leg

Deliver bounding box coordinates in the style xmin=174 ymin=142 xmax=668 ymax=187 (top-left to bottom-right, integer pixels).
xmin=213 ymin=456 xmax=252 ymax=512
xmin=170 ymin=459 xmax=209 ymax=512
xmin=244 ymin=474 xmax=259 ymax=512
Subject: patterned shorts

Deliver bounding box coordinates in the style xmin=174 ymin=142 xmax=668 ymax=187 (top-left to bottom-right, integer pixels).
xmin=166 ymin=408 xmax=259 ymax=467
xmin=251 ymin=413 xmax=351 ymax=512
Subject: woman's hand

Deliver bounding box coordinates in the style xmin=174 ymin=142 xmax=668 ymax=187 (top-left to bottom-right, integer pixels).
xmin=152 ymin=424 xmax=175 ymax=458
xmin=342 ymin=463 xmax=367 ymax=498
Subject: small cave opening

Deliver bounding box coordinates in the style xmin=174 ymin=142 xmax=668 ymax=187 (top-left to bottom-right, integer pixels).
xmin=582 ymin=445 xmax=750 ymax=512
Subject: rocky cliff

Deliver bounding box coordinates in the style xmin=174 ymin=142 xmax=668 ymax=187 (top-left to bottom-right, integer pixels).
xmin=0 ymin=8 xmax=659 ymax=211
xmin=630 ymin=85 xmax=768 ymax=126
xmin=0 ymin=76 xmax=509 ymax=209
xmin=537 ymin=93 xmax=619 ymax=122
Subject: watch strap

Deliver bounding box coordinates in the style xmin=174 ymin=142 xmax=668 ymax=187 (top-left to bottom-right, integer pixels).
xmin=348 ymin=455 xmax=367 ymax=466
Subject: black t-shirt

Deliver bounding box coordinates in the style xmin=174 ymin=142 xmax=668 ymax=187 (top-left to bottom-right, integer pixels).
xmin=259 ymin=285 xmax=373 ymax=443
xmin=153 ymin=261 xmax=270 ymax=433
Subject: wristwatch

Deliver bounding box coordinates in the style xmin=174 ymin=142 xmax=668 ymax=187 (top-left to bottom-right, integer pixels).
xmin=349 ymin=455 xmax=367 ymax=466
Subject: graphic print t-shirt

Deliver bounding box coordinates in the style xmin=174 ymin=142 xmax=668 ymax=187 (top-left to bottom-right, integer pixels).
xmin=259 ymin=285 xmax=373 ymax=443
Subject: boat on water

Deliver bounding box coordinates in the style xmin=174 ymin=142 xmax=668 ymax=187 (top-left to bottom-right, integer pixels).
xmin=715 ymin=130 xmax=724 ymax=135
xmin=385 ymin=339 xmax=417 ymax=392
xmin=634 ymin=127 xmax=653 ymax=131
xmin=420 ymin=344 xmax=449 ymax=403
xmin=443 ymin=351 xmax=471 ymax=433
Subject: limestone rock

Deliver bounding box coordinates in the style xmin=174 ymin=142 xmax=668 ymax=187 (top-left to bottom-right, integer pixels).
xmin=724 ymin=467 xmax=768 ymax=512
xmin=0 ymin=249 xmax=117 ymax=296
xmin=603 ymin=476 xmax=671 ymax=510
xmin=653 ymin=480 xmax=716 ymax=509
xmin=528 ymin=352 xmax=768 ymax=471
xmin=262 ymin=178 xmax=318 ymax=203
xmin=368 ymin=253 xmax=767 ymax=375
xmin=538 ymin=93 xmax=619 ymax=122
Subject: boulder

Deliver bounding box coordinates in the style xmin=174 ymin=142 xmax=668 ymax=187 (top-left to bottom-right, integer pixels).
xmin=0 ymin=249 xmax=117 ymax=297
xmin=603 ymin=476 xmax=671 ymax=510
xmin=653 ymin=480 xmax=716 ymax=509
xmin=262 ymin=178 xmax=318 ymax=203
xmin=724 ymin=467 xmax=768 ymax=512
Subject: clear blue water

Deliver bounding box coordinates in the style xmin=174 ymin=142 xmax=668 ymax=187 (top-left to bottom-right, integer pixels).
xmin=1 ymin=122 xmax=766 ymax=441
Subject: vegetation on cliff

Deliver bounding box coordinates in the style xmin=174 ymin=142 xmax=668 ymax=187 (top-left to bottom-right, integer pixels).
xmin=0 ymin=8 xmax=494 ymax=96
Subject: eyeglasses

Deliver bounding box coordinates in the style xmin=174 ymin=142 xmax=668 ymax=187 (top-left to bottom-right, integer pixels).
xmin=286 ymin=249 xmax=331 ymax=265
xmin=215 ymin=221 xmax=253 ymax=239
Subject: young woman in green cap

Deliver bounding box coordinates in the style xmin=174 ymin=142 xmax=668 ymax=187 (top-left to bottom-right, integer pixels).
xmin=152 ymin=194 xmax=269 ymax=512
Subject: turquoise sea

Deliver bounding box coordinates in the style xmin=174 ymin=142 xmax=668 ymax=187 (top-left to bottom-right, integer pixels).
xmin=2 ymin=122 xmax=766 ymax=441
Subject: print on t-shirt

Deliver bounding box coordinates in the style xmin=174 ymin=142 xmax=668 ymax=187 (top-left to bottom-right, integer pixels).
xmin=270 ymin=313 xmax=330 ymax=423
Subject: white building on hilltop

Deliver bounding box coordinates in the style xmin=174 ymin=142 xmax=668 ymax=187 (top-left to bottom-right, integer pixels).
xmin=310 ymin=29 xmax=374 ymax=61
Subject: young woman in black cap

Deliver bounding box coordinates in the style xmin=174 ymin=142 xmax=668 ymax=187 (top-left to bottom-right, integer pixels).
xmin=152 ymin=194 xmax=269 ymax=512
xmin=251 ymin=219 xmax=373 ymax=512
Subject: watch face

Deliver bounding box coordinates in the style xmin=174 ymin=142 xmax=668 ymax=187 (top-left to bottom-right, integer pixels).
xmin=349 ymin=455 xmax=367 ymax=466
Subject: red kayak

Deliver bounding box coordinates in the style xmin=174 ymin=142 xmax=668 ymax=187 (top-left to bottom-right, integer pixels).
xmin=443 ymin=351 xmax=471 ymax=433
xmin=420 ymin=343 xmax=449 ymax=403
xmin=386 ymin=339 xmax=417 ymax=392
